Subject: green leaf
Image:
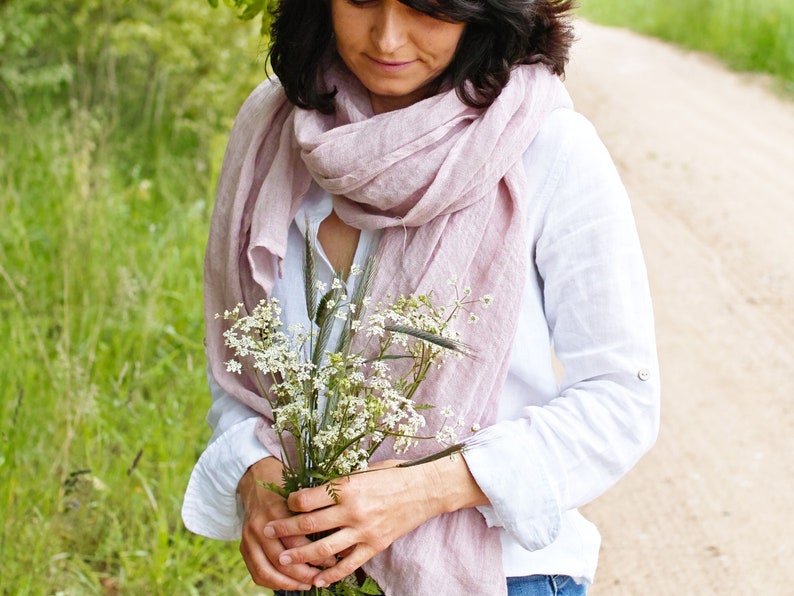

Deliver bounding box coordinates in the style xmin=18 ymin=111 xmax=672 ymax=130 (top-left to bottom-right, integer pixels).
xmin=374 ymin=354 xmax=414 ymax=361
xmin=324 ymin=481 xmax=340 ymax=504
xmin=239 ymin=4 xmax=261 ymax=21
xmin=359 ymin=577 xmax=383 ymax=595
xmin=255 ymin=480 xmax=289 ymax=499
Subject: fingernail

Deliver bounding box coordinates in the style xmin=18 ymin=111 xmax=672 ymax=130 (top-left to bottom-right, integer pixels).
xmin=299 ymin=585 xmax=312 ymax=591
xmin=279 ymin=554 xmax=292 ymax=565
xmin=315 ymin=579 xmax=327 ymax=588
xmin=263 ymin=526 xmax=275 ymax=538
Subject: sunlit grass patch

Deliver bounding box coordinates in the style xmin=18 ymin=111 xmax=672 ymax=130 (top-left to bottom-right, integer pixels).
xmin=0 ymin=88 xmax=260 ymax=596
xmin=579 ymin=0 xmax=794 ymax=92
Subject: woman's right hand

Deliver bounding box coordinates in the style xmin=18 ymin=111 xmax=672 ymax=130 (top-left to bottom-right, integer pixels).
xmin=238 ymin=457 xmax=325 ymax=590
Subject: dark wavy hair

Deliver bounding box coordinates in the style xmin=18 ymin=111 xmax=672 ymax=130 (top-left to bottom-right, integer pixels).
xmin=268 ymin=0 xmax=576 ymax=114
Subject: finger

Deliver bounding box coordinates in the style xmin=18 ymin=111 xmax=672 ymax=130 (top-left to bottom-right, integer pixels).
xmin=240 ymin=534 xmax=315 ymax=591
xmin=278 ymin=527 xmax=357 ymax=568
xmin=287 ymin=482 xmax=341 ymax=513
xmin=282 ymin=535 xmax=337 ymax=569
xmin=312 ymin=544 xmax=379 ymax=589
xmin=242 ymin=510 xmax=324 ymax=588
xmin=338 ymin=545 xmax=355 ymax=558
xmin=265 ymin=505 xmax=344 ymax=541
xmin=265 ymin=539 xmax=323 ymax=581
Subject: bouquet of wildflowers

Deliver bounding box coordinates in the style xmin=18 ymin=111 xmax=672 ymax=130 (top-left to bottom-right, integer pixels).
xmin=219 ymin=233 xmax=490 ymax=595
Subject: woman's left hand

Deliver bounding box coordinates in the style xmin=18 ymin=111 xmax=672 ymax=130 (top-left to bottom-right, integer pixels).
xmin=264 ymin=455 xmax=488 ymax=588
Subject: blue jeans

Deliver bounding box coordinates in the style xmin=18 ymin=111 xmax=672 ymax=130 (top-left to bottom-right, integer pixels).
xmin=508 ymin=575 xmax=587 ymax=596
xmin=277 ymin=575 xmax=586 ymax=595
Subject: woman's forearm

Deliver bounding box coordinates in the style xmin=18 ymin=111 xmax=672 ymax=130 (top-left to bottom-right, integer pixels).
xmin=424 ymin=451 xmax=490 ymax=515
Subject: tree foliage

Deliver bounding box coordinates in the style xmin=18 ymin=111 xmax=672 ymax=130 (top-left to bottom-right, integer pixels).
xmin=211 ymin=0 xmax=279 ymax=35
xmin=0 ymin=0 xmax=265 ymax=149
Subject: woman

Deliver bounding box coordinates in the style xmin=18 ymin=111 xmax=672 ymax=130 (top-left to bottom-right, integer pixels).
xmin=182 ymin=1 xmax=660 ymax=595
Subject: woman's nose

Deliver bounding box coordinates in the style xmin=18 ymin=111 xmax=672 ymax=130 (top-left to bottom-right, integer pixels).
xmin=371 ymin=2 xmax=408 ymax=54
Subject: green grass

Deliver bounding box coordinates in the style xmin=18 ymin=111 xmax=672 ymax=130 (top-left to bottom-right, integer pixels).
xmin=578 ymin=0 xmax=794 ymax=92
xmin=0 ymin=1 xmax=274 ymax=589
xmin=0 ymin=100 xmax=268 ymax=593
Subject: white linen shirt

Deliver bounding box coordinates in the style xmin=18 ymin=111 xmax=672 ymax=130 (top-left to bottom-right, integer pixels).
xmin=182 ymin=106 xmax=660 ymax=585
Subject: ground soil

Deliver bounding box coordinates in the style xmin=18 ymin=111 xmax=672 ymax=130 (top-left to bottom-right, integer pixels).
xmin=565 ymin=21 xmax=794 ymax=595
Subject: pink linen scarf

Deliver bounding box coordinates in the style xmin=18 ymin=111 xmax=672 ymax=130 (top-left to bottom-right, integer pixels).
xmin=204 ymin=62 xmax=572 ymax=595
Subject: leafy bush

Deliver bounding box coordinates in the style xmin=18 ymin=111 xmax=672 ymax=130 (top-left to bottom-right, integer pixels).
xmin=1 ymin=0 xmax=266 ymax=154
xmin=0 ymin=0 xmax=269 ymax=592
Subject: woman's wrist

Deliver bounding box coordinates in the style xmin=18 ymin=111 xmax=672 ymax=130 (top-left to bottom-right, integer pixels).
xmin=238 ymin=457 xmax=284 ymax=507
xmin=424 ymin=452 xmax=489 ymax=514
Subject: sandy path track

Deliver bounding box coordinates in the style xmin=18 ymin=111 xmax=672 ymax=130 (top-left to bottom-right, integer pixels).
xmin=564 ymin=21 xmax=794 ymax=595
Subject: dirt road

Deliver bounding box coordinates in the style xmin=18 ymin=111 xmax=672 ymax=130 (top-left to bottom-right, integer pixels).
xmin=564 ymin=21 xmax=794 ymax=595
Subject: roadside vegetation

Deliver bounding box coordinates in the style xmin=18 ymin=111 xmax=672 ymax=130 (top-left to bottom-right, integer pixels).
xmin=580 ymin=0 xmax=794 ymax=92
xmin=0 ymin=0 xmax=266 ymax=592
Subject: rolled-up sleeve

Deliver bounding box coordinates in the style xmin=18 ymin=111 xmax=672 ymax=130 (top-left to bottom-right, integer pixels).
xmin=463 ymin=110 xmax=660 ymax=550
xmin=181 ymin=370 xmax=271 ymax=540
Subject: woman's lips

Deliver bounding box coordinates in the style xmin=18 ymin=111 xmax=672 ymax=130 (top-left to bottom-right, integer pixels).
xmin=367 ymin=56 xmax=416 ymax=72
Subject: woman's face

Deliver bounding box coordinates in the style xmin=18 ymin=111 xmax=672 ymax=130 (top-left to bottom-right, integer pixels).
xmin=330 ymin=0 xmax=465 ymax=114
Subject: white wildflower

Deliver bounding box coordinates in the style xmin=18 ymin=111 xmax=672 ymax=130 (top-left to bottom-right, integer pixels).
xmin=372 ymin=360 xmax=390 ymax=375
xmin=439 ymin=424 xmax=459 ymax=444
xmin=366 ymin=324 xmax=385 ymax=338
xmin=219 ymin=253 xmax=488 ymax=505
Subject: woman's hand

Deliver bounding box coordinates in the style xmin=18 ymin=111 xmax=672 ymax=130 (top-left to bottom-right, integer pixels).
xmin=264 ymin=455 xmax=489 ymax=589
xmin=238 ymin=457 xmax=332 ymax=591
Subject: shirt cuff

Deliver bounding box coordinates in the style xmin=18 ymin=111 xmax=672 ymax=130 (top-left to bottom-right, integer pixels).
xmin=462 ymin=420 xmax=562 ymax=551
xmin=182 ymin=417 xmax=271 ymax=540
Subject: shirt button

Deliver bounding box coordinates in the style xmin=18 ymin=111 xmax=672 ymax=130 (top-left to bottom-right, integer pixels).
xmin=638 ymin=368 xmax=651 ymax=381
